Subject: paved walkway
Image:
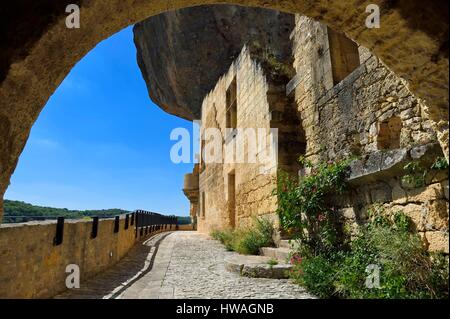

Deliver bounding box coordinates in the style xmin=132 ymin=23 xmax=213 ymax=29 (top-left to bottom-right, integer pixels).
xmin=56 ymin=232 xmax=313 ymax=299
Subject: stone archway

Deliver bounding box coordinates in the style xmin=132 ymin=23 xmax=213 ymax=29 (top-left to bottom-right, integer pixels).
xmin=0 ymin=0 xmax=448 ymax=221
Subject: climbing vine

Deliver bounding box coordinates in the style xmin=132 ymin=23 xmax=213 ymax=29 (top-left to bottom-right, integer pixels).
xmin=275 ymin=156 xmax=449 ymax=299
xmin=274 ymin=156 xmax=350 ymax=256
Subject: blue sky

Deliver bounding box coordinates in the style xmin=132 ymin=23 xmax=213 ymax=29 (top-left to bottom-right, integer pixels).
xmin=5 ymin=26 xmax=195 ymax=216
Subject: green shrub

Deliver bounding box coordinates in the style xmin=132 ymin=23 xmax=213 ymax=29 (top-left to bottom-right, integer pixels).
xmin=235 ymin=217 xmax=275 ymax=255
xmin=274 ymin=157 xmax=350 ymax=256
xmin=291 ymin=254 xmax=340 ymax=298
xmin=431 ymin=157 xmax=449 ymax=170
xmin=210 ymin=229 xmax=235 ymax=251
xmin=210 ymin=217 xmax=275 ymax=255
xmin=402 ymin=156 xmax=448 ymax=189
xmin=289 ymin=211 xmax=449 ymax=299
xmin=277 ymin=158 xmax=448 ymax=299
xmin=336 ymin=221 xmax=449 ymax=299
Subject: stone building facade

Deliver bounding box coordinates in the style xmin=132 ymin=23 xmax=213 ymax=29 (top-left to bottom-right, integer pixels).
xmin=184 ymin=44 xmax=303 ymax=233
xmin=183 ymin=15 xmax=449 ymax=252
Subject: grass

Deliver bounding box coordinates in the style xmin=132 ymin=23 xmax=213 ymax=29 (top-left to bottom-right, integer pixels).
xmin=210 ymin=216 xmax=275 ymax=255
xmin=267 ymin=258 xmax=278 ymax=267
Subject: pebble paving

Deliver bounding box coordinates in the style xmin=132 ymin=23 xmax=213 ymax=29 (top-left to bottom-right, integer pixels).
xmin=56 ymin=232 xmax=314 ymax=299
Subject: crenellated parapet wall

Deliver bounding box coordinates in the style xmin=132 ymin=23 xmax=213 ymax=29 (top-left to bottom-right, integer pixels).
xmin=0 ymin=215 xmax=176 ymax=298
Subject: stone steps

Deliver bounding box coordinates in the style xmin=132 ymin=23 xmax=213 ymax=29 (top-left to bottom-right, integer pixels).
xmin=260 ymin=247 xmax=292 ymax=262
xmin=278 ymin=239 xmax=299 ymax=249
xmin=223 ymin=238 xmax=299 ymax=279
xmin=224 ymin=255 xmax=292 ymax=279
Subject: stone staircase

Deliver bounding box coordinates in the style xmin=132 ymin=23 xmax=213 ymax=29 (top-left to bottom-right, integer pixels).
xmin=260 ymin=240 xmax=295 ymax=261
xmin=224 ymin=239 xmax=297 ymax=279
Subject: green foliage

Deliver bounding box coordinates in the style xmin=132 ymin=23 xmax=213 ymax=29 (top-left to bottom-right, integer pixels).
xmin=210 ymin=217 xmax=275 ymax=255
xmin=3 ymin=199 xmax=188 ymax=224
xmin=176 ymin=216 xmax=192 ymax=225
xmin=289 ymin=209 xmax=449 ymax=299
xmin=431 ymin=157 xmax=449 ymax=170
xmin=275 ymin=157 xmax=448 ymax=299
xmin=211 ymin=228 xmax=236 ymax=251
xmin=402 ymin=157 xmax=448 ymax=189
xmin=290 ymin=254 xmax=339 ymax=298
xmin=267 ymin=258 xmax=278 ymax=267
xmin=402 ymin=161 xmax=427 ymax=188
xmin=3 ymin=200 xmax=127 ymax=222
xmin=335 ymin=217 xmax=448 ymax=299
xmin=274 ymin=157 xmax=350 ymax=256
xmin=237 ymin=217 xmax=275 ymax=255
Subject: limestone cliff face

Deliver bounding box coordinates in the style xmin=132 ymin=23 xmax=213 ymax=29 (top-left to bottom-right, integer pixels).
xmin=133 ymin=5 xmax=295 ymax=120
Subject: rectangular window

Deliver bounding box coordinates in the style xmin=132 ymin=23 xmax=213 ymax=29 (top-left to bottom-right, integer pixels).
xmin=200 ymin=134 xmax=206 ymax=172
xmin=327 ymin=28 xmax=360 ymax=86
xmin=377 ymin=116 xmax=402 ymax=150
xmin=226 ymin=77 xmax=237 ymax=130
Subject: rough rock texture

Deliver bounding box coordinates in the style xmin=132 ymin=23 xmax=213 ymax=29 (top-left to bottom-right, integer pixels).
xmin=0 ymin=0 xmax=448 ymax=222
xmin=185 ymin=15 xmax=448 ymax=253
xmin=133 ymin=5 xmax=295 ymax=120
xmin=195 ymin=47 xmax=289 ymax=232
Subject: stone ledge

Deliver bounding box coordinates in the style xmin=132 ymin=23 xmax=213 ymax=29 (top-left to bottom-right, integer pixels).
xmin=260 ymin=247 xmax=291 ymax=261
xmin=224 ymin=255 xmax=292 ymax=279
xmin=348 ymin=143 xmax=443 ymax=185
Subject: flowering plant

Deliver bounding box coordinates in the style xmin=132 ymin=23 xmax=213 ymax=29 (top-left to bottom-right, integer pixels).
xmin=275 ymin=157 xmax=350 ymax=256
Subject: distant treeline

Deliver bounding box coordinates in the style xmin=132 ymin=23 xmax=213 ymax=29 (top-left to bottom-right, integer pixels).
xmin=3 ymin=200 xmax=191 ymax=224
xmin=176 ymin=216 xmax=192 ymax=225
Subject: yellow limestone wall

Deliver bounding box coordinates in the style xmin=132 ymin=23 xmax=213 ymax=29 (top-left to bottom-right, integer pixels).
xmin=0 ymin=217 xmax=175 ymax=298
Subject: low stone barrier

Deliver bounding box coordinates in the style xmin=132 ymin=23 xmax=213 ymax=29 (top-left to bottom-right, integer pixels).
xmin=0 ymin=216 xmax=175 ymax=298
xmin=177 ymin=224 xmax=195 ymax=231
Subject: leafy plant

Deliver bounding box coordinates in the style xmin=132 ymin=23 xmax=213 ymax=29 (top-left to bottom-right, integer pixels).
xmin=276 ymin=157 xmax=449 ymax=299
xmin=402 ymin=161 xmax=427 ymax=188
xmin=401 ymin=157 xmax=448 ymax=189
xmin=210 ymin=216 xmax=275 ymax=255
xmin=289 ymin=208 xmax=449 ymax=299
xmin=335 ymin=217 xmax=448 ymax=299
xmin=274 ymin=157 xmax=350 ymax=256
xmin=267 ymin=258 xmax=278 ymax=267
xmin=210 ymin=228 xmax=235 ymax=251
xmin=431 ymin=157 xmax=449 ymax=170
xmin=3 ymin=199 xmax=128 ymax=222
xmin=290 ymin=254 xmax=339 ymax=298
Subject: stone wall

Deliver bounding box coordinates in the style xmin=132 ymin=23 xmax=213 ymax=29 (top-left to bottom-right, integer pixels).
xmin=0 ymin=0 xmax=448 ymax=225
xmin=289 ymin=15 xmax=449 ymax=252
xmin=0 ymin=217 xmax=174 ymax=298
xmin=185 ymin=14 xmax=448 ymax=252
xmin=290 ymin=15 xmax=438 ymax=163
xmin=197 ymin=47 xmax=282 ymax=233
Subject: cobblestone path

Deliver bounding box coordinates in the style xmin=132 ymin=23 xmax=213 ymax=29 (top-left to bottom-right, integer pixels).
xmin=56 ymin=231 xmax=313 ymax=299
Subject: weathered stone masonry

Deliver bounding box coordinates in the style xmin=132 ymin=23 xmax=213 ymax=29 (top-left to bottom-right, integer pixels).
xmin=0 ymin=217 xmax=175 ymax=298
xmin=290 ymin=16 xmax=438 ymax=163
xmin=290 ymin=16 xmax=448 ymax=253
xmin=182 ymin=14 xmax=448 ymax=252
xmin=195 ymin=47 xmax=282 ymax=233
xmin=1 ymin=1 xmax=448 ymax=224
